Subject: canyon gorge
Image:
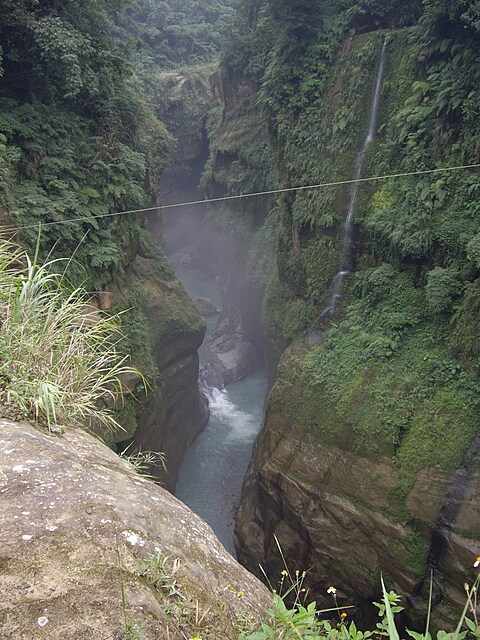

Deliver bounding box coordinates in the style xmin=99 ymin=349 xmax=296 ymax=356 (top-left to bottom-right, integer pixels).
xmin=1 ymin=0 xmax=480 ymax=636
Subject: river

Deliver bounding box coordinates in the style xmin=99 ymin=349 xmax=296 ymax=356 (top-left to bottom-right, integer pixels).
xmin=173 ymin=262 xmax=268 ymax=555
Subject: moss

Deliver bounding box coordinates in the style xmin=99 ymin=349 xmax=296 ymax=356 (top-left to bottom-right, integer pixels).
xmin=118 ymin=282 xmax=156 ymax=375
xmin=115 ymin=396 xmax=140 ymax=440
xmin=391 ymin=528 xmax=429 ymax=579
xmin=268 ymin=260 xmax=479 ymax=515
xmin=334 ymin=555 xmax=375 ymax=584
xmin=262 ymin=274 xmax=316 ymax=346
xmin=129 ymin=254 xmax=205 ymax=352
xmin=461 ymin=525 xmax=480 ymax=540
xmin=395 ymin=388 xmax=478 ymax=494
xmin=303 ymin=236 xmax=339 ymax=306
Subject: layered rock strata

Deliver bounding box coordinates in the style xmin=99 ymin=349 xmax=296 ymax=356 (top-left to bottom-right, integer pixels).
xmin=100 ymin=254 xmax=209 ymax=490
xmin=235 ymin=347 xmax=480 ymax=627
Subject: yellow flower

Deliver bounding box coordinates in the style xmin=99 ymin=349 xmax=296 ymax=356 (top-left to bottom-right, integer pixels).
xmin=474 ymin=557 xmax=480 ymax=568
xmin=341 ymin=612 xmax=348 ymax=619
xmin=226 ymin=583 xmax=233 ymax=590
xmin=236 ymin=590 xmax=244 ymax=598
xmin=327 ymin=586 xmax=337 ymax=595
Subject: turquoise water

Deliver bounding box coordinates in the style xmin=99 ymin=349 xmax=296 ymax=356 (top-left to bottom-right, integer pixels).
xmin=176 ymin=371 xmax=268 ymax=554
xmin=173 ymin=262 xmax=268 ymax=554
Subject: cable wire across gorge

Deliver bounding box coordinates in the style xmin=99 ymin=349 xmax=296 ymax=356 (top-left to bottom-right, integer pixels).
xmin=3 ymin=162 xmax=480 ymax=234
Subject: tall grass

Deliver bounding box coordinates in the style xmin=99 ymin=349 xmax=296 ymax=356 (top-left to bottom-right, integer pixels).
xmin=0 ymin=238 xmax=139 ymax=433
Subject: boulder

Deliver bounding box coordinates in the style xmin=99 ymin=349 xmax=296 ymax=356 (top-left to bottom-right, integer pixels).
xmin=0 ymin=419 xmax=271 ymax=639
xmin=206 ymin=308 xmax=260 ymax=386
xmin=195 ymin=296 xmax=219 ymax=317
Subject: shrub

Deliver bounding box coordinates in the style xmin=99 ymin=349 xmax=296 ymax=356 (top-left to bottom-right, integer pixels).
xmin=425 ymin=267 xmax=461 ymax=314
xmin=0 ymin=238 xmax=139 ymax=433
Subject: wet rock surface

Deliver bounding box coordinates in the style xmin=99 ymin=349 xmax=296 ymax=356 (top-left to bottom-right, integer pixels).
xmin=195 ymin=296 xmax=219 ymax=317
xmin=235 ymin=389 xmax=480 ymax=627
xmin=205 ymin=307 xmax=261 ymax=387
xmin=0 ymin=419 xmax=270 ymax=640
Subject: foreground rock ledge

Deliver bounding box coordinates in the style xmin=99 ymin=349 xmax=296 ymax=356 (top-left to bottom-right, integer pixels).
xmin=0 ymin=419 xmax=270 ymax=639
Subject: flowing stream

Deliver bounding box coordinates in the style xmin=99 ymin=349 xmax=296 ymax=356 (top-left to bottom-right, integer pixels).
xmin=173 ymin=263 xmax=268 ymax=555
xmin=320 ymin=37 xmax=388 ymax=319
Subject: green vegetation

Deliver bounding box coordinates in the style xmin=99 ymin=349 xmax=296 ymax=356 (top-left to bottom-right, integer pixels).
xmin=0 ymin=0 xmax=172 ymax=291
xmin=213 ymin=0 xmax=480 ymax=488
xmin=128 ymin=547 xmax=241 ymax=639
xmin=120 ymin=0 xmax=236 ymax=69
xmin=214 ymin=0 xmax=480 ymax=366
xmin=0 ymin=239 xmax=138 ymax=434
xmin=120 ymin=446 xmax=166 ymax=480
xmin=203 ymin=0 xmax=480 ymax=607
xmin=134 ymin=552 xmax=184 ymax=598
xmin=0 ymin=0 xmax=213 ymax=451
xmin=238 ymin=567 xmax=480 ymax=640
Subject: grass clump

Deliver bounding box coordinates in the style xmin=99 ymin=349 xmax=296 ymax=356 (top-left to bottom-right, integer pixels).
xmin=240 ymin=567 xmax=480 ymax=640
xmin=134 ymin=551 xmax=184 ymax=599
xmin=0 ymin=238 xmax=139 ymax=433
xmin=120 ymin=446 xmax=166 ymax=480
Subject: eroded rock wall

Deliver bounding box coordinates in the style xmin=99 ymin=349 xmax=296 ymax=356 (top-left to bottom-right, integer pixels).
xmin=235 ymin=350 xmax=480 ymax=626
xmin=232 ymin=20 xmax=480 ymax=627
xmin=100 ymin=253 xmax=209 ymax=490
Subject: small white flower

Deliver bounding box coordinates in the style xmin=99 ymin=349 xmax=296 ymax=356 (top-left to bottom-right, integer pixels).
xmin=327 ymin=586 xmax=337 ymax=595
xmin=474 ymin=557 xmax=480 ymax=568
xmin=37 ymin=617 xmax=49 ymax=628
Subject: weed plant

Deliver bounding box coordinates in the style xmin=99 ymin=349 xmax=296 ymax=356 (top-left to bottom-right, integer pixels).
xmin=120 ymin=445 xmax=166 ymax=480
xmin=239 ymin=538 xmax=480 ymax=640
xmin=239 ymin=570 xmax=480 ymax=640
xmin=0 ymin=238 xmax=139 ymax=433
xmin=134 ymin=552 xmax=184 ymax=599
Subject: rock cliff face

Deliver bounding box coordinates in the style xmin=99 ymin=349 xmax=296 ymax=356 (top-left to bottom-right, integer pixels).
xmin=0 ymin=418 xmax=270 ymax=640
xmin=235 ymin=343 xmax=480 ymax=627
xmin=155 ymin=67 xmax=214 ymax=169
xmin=231 ymin=20 xmax=480 ymax=627
xmin=100 ymin=253 xmax=209 ymax=491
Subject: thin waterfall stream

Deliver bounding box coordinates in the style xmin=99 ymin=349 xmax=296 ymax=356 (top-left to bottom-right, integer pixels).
xmin=319 ymin=36 xmax=388 ymax=320
xmin=173 ymin=262 xmax=268 ymax=555
xmin=421 ymin=433 xmax=480 ymax=598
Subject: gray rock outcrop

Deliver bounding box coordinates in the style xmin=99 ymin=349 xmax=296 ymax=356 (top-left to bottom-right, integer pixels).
xmin=0 ymin=419 xmax=270 ymax=639
xmin=205 ymin=308 xmax=260 ymax=387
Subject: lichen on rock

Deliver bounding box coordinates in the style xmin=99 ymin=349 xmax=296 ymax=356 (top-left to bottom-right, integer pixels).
xmin=0 ymin=419 xmax=270 ymax=639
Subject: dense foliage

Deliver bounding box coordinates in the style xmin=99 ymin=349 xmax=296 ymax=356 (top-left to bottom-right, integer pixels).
xmin=215 ymin=0 xmax=480 ymax=369
xmin=0 ymin=240 xmax=137 ymax=434
xmin=0 ymin=0 xmax=171 ymax=289
xmin=120 ymin=0 xmax=236 ymax=69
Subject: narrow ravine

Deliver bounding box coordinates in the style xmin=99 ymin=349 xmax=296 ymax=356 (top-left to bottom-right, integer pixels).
xmin=173 ymin=260 xmax=268 ymax=555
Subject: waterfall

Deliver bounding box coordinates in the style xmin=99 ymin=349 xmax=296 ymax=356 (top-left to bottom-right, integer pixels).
xmin=421 ymin=432 xmax=480 ymax=599
xmin=318 ymin=36 xmax=388 ymax=321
